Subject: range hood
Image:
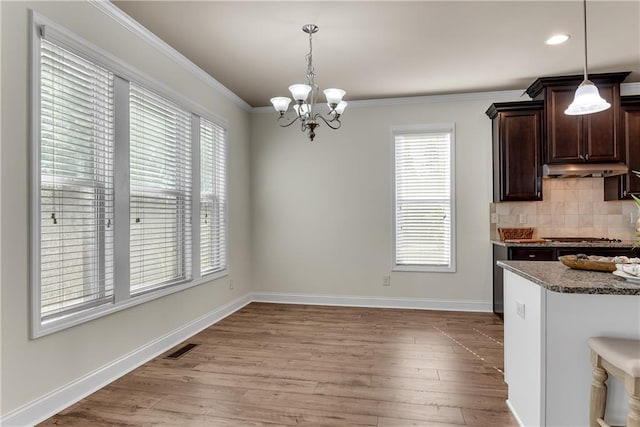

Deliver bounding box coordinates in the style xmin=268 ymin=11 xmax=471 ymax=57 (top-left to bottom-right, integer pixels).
xmin=543 ymin=163 xmax=628 ymax=178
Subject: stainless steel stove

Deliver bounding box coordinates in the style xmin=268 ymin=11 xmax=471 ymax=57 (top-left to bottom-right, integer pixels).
xmin=542 ymin=237 xmax=623 ymax=243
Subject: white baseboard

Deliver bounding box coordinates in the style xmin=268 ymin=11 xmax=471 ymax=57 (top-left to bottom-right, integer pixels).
xmin=0 ymin=293 xmax=253 ymax=427
xmin=252 ymin=291 xmax=492 ymax=312
xmin=2 ymin=291 xmax=491 ymax=426
xmin=506 ymin=399 xmax=526 ymax=427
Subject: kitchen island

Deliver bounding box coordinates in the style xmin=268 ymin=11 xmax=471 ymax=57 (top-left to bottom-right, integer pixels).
xmin=498 ymin=261 xmax=640 ymax=427
xmin=491 ymin=240 xmax=637 ymax=317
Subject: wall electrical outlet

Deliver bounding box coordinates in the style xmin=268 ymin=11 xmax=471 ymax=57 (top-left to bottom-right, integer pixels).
xmin=516 ymin=300 xmax=525 ymax=319
xmin=518 ymin=214 xmax=526 ymax=224
xmin=383 ymin=275 xmax=391 ymax=286
xmin=490 ymin=213 xmax=499 ymax=224
xmin=229 ymin=279 xmax=234 ymax=290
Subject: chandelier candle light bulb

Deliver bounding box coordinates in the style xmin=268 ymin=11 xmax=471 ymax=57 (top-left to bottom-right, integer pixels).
xmin=270 ymin=24 xmax=347 ymax=141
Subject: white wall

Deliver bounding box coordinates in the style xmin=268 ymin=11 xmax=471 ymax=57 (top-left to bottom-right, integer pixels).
xmin=0 ymin=1 xmax=251 ymax=417
xmin=250 ymin=93 xmax=522 ymax=305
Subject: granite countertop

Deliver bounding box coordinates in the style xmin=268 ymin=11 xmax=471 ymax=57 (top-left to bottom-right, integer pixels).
xmin=497 ymin=260 xmax=640 ymax=295
xmin=491 ymin=239 xmax=636 ymax=248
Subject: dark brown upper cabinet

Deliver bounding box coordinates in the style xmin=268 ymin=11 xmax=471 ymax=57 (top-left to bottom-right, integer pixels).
xmin=526 ymin=72 xmax=630 ymax=164
xmin=486 ymin=101 xmax=544 ymax=202
xmin=604 ymin=95 xmax=640 ymax=200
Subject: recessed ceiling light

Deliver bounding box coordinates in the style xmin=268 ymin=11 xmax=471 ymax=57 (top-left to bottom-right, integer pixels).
xmin=546 ymin=34 xmax=570 ymax=45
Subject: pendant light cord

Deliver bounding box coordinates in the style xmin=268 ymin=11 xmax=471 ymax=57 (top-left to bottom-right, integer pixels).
xmin=582 ymin=0 xmax=588 ymax=81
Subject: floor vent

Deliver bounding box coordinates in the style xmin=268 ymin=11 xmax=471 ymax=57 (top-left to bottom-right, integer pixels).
xmin=166 ymin=343 xmax=198 ymax=359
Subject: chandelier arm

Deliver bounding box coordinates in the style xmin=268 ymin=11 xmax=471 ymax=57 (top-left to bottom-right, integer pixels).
xmin=315 ymin=113 xmax=342 ymax=130
xmin=326 ymin=110 xmax=340 ymax=122
xmin=276 ymin=115 xmax=300 ymax=128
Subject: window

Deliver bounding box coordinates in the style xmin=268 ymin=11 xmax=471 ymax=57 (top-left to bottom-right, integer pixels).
xmin=393 ymin=125 xmax=456 ymax=272
xmin=129 ymin=84 xmax=192 ymax=293
xmin=200 ymin=117 xmax=227 ymax=275
xmin=38 ymin=37 xmax=115 ymax=320
xmin=31 ymin=16 xmax=229 ymax=337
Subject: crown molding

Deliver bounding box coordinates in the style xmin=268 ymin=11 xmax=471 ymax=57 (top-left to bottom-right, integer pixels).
xmin=622 ymin=82 xmax=640 ymax=96
xmin=89 ymin=0 xmax=251 ymax=111
xmin=56 ymin=1 xmax=640 ymax=113
xmin=252 ymin=89 xmax=530 ymax=113
xmin=253 ymin=81 xmax=640 ymax=113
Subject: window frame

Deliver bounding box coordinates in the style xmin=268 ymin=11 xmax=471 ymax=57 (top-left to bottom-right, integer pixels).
xmin=128 ymin=83 xmax=194 ymax=295
xmin=391 ymin=124 xmax=457 ymax=273
xmin=30 ymin=12 xmax=229 ymax=338
xmin=37 ymin=33 xmax=116 ymax=319
xmin=199 ymin=117 xmax=228 ymax=277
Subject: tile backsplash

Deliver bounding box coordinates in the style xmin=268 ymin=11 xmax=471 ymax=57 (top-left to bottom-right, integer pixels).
xmin=490 ymin=178 xmax=639 ymax=240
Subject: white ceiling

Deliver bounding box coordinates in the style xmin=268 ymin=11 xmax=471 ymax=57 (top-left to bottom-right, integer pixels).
xmin=113 ymin=1 xmax=640 ymax=108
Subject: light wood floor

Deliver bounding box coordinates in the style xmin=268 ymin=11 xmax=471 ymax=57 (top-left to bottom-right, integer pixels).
xmin=40 ymin=303 xmax=518 ymax=426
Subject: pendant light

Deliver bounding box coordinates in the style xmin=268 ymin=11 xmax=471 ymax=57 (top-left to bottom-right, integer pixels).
xmin=564 ymin=0 xmax=610 ymax=115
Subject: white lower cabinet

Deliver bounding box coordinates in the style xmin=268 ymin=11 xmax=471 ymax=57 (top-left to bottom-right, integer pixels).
xmin=504 ymin=271 xmax=545 ymax=426
xmin=503 ymin=270 xmax=640 ymax=427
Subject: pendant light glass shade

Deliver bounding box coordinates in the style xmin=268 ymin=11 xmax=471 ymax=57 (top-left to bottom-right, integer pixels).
xmin=564 ymin=0 xmax=610 ymax=116
xmin=323 ymin=88 xmax=346 ymax=107
xmin=334 ymin=101 xmax=348 ymax=115
xmin=564 ymin=80 xmax=611 ymax=115
xmin=289 ymin=84 xmax=312 ymax=102
xmin=270 ymin=97 xmax=291 ymax=113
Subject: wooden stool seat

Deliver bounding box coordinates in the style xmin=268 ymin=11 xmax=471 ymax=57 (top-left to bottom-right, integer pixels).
xmin=588 ymin=337 xmax=640 ymax=427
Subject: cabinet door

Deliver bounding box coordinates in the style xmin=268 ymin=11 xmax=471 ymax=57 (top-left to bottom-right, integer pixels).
xmin=545 ymin=87 xmax=583 ymax=163
xmin=545 ymin=84 xmax=620 ymax=163
xmin=622 ymin=101 xmax=640 ymax=196
xmin=497 ymin=110 xmax=542 ymax=201
xmin=493 ymin=245 xmax=508 ymax=318
xmin=583 ymin=84 xmax=620 ymax=162
xmin=604 ymin=96 xmax=640 ymax=199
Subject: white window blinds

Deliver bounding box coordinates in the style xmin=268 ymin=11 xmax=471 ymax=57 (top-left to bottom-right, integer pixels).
xmin=394 ymin=129 xmax=454 ymax=270
xmin=129 ymin=84 xmax=192 ymax=293
xmin=200 ymin=117 xmax=227 ymax=275
xmin=39 ymin=37 xmax=115 ymax=319
xmin=33 ymin=17 xmax=233 ymax=336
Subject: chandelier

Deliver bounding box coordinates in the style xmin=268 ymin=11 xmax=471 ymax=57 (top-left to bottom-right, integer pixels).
xmin=270 ymin=24 xmax=347 ymax=141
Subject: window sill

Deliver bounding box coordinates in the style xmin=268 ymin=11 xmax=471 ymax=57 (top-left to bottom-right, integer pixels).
xmin=33 ymin=270 xmax=228 ymax=338
xmin=393 ymin=265 xmax=457 ymax=273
